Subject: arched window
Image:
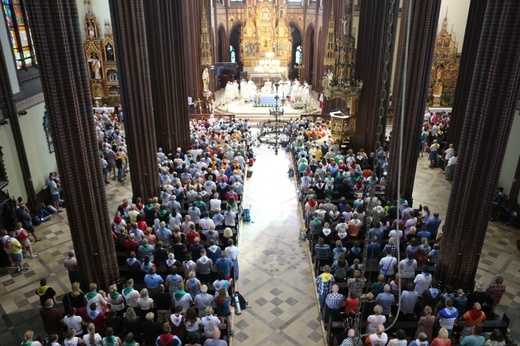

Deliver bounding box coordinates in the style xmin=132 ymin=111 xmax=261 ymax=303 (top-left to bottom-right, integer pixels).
xmin=2 ymin=0 xmax=36 ymax=70
xmin=230 ymin=45 xmax=236 ymax=63
xmin=295 ymin=45 xmax=302 ymax=65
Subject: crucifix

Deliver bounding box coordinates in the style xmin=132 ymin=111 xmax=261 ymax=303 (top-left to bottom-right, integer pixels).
xmin=195 ymin=98 xmax=203 ymax=114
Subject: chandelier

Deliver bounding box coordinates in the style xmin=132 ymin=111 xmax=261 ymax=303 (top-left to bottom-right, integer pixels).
xmin=322 ymin=0 xmax=363 ymax=100
xmin=254 ymin=52 xmax=285 ymax=74
xmin=256 ymin=82 xmax=295 ymax=155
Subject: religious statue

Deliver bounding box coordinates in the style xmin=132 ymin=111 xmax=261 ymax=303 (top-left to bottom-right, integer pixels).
xmin=202 ymin=67 xmax=210 ymax=92
xmin=87 ymin=20 xmax=96 ymax=39
xmin=88 ymin=53 xmax=102 ymax=79
xmin=105 ymin=43 xmax=114 ymax=61
xmin=104 ymin=20 xmax=112 ymax=37
xmin=84 ymin=0 xmax=92 ymax=14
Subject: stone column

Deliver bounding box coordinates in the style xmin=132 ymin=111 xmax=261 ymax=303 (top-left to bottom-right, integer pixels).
xmin=25 ymin=0 xmax=118 ymax=289
xmin=109 ymin=0 xmax=160 ymax=200
xmin=436 ymin=0 xmax=520 ymax=290
xmin=143 ymin=0 xmax=191 ymax=153
xmin=182 ymin=0 xmax=203 ymax=105
xmin=386 ymin=0 xmax=441 ymax=203
xmin=445 ymin=0 xmax=488 ymax=150
xmin=351 ymin=0 xmax=399 ymax=153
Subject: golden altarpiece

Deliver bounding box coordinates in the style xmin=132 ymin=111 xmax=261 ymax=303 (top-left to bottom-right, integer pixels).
xmin=83 ymin=0 xmax=120 ymax=107
xmin=240 ymin=0 xmax=292 ymax=78
xmin=428 ymin=14 xmax=460 ymax=107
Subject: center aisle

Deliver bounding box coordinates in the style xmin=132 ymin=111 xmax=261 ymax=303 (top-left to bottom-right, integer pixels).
xmin=233 ymin=146 xmax=326 ymax=346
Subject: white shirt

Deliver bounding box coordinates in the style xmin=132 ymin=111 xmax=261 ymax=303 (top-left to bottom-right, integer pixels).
xmin=445 ymin=147 xmax=454 ymax=160
xmin=379 ymin=256 xmax=397 ymax=276
xmin=414 ymin=272 xmax=433 ymax=296
xmin=122 ymin=288 xmax=140 ymax=308
xmin=225 ymin=245 xmax=240 ymax=260
xmin=202 ymin=315 xmax=221 ymax=338
xmin=83 ymin=334 xmax=103 ymax=346
xmin=64 ymin=315 xmax=84 ymax=334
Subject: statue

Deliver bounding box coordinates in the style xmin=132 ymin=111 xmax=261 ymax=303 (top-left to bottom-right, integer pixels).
xmin=202 ymin=67 xmax=210 ymax=92
xmin=87 ymin=20 xmax=96 ymax=39
xmin=88 ymin=53 xmax=102 ymax=79
xmin=104 ymin=20 xmax=112 ymax=37
xmin=84 ymin=0 xmax=92 ymax=14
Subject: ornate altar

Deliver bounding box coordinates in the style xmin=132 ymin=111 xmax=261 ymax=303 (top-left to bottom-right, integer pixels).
xmin=83 ymin=0 xmax=120 ymax=107
xmin=428 ymin=14 xmax=460 ymax=107
xmin=240 ymin=0 xmax=292 ymax=78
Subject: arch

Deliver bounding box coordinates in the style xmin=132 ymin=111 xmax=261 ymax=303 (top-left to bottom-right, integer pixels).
xmin=303 ymin=23 xmax=315 ymax=84
xmin=289 ymin=23 xmax=303 ymax=79
xmin=230 ymin=22 xmax=242 ymax=70
xmin=288 ymin=20 xmax=303 ymax=35
xmin=217 ymin=24 xmax=228 ymax=63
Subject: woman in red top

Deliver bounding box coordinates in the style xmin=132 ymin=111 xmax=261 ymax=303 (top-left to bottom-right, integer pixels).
xmin=344 ymin=292 xmax=359 ymax=316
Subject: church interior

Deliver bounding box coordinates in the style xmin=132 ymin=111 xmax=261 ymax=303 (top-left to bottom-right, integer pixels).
xmin=0 ymin=0 xmax=519 ymax=345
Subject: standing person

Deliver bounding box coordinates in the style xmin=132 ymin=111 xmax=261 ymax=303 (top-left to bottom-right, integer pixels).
xmin=9 ymin=230 xmax=27 ymax=272
xmin=48 ymin=172 xmax=62 ymax=212
xmin=224 ymin=238 xmax=239 ymax=281
xmin=486 ymin=276 xmax=506 ymax=312
xmin=36 ymin=278 xmax=56 ymax=305
xmin=1 ymin=229 xmax=15 ymax=267
xmin=461 ymin=325 xmax=485 ymax=346
xmin=365 ymin=324 xmax=388 ymax=346
xmin=14 ymin=223 xmax=37 ymax=258
xmin=214 ymin=287 xmax=233 ymax=335
xmin=40 ymin=298 xmax=65 ymax=338
xmin=324 ymin=284 xmax=344 ymax=322
xmin=379 ymin=248 xmax=397 ymax=281
xmin=101 ymin=154 xmax=109 ymax=184
xmin=16 ymin=203 xmax=40 ymax=241
xmin=201 ymin=306 xmax=221 ymax=339
xmin=428 ymin=140 xmax=440 ymax=167
xmin=436 ymin=299 xmax=458 ymax=336
xmin=64 ymin=251 xmax=80 ymax=284
xmin=414 ymin=266 xmax=433 ymax=297
xmin=82 ymin=323 xmax=102 ymax=346
xmin=152 ymin=285 xmax=172 ymax=323
xmin=203 ymin=330 xmax=227 ymax=346
xmin=444 ymin=151 xmax=457 ymax=180
xmin=316 ymin=265 xmax=335 ymax=312
xmin=430 ymin=328 xmax=452 ymax=346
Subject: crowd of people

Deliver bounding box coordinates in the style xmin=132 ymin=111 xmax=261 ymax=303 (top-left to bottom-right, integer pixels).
xmin=15 ymin=109 xmax=260 ymax=345
xmin=289 ymin=119 xmax=509 ymax=346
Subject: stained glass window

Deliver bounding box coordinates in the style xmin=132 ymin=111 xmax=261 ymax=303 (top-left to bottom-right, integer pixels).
xmin=295 ymin=45 xmax=302 ymax=64
xmin=230 ymin=45 xmax=236 ymax=63
xmin=2 ymin=0 xmax=36 ymax=70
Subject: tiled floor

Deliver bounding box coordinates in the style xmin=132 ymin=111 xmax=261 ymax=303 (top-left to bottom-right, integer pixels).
xmin=0 ymin=147 xmax=519 ymax=345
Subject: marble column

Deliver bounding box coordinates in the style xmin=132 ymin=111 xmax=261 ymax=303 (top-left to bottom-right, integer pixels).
xmin=351 ymin=0 xmax=399 ymax=153
xmin=386 ymin=0 xmax=441 ymax=204
xmin=181 ymin=0 xmax=203 ymax=104
xmin=445 ymin=0 xmax=488 ymax=150
xmin=109 ymin=0 xmax=161 ymax=200
xmin=436 ymin=0 xmax=520 ymax=290
xmin=143 ymin=0 xmax=191 ymax=153
xmin=25 ymin=0 xmax=118 ymax=289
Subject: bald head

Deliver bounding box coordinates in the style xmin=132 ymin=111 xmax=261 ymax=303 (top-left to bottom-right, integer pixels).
xmin=332 ymin=284 xmax=339 ymax=293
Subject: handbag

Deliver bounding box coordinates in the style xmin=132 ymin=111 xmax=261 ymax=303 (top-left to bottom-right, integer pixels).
xmin=379 ymin=258 xmax=393 ymax=275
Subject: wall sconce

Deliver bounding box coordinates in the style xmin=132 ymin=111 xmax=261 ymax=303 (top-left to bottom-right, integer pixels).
xmin=18 ymin=111 xmax=28 ymax=116
xmin=0 ymin=119 xmax=9 ymax=126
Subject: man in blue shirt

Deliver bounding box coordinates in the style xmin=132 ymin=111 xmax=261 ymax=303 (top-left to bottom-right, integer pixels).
xmin=144 ymin=267 xmax=164 ymax=295
xmin=425 ymin=213 xmax=442 ymax=239
xmin=215 ymin=252 xmax=233 ymax=280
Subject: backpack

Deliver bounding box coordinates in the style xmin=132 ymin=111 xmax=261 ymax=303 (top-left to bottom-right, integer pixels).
xmin=242 ymin=208 xmax=251 ymax=223
xmin=233 ymin=291 xmax=248 ymax=311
